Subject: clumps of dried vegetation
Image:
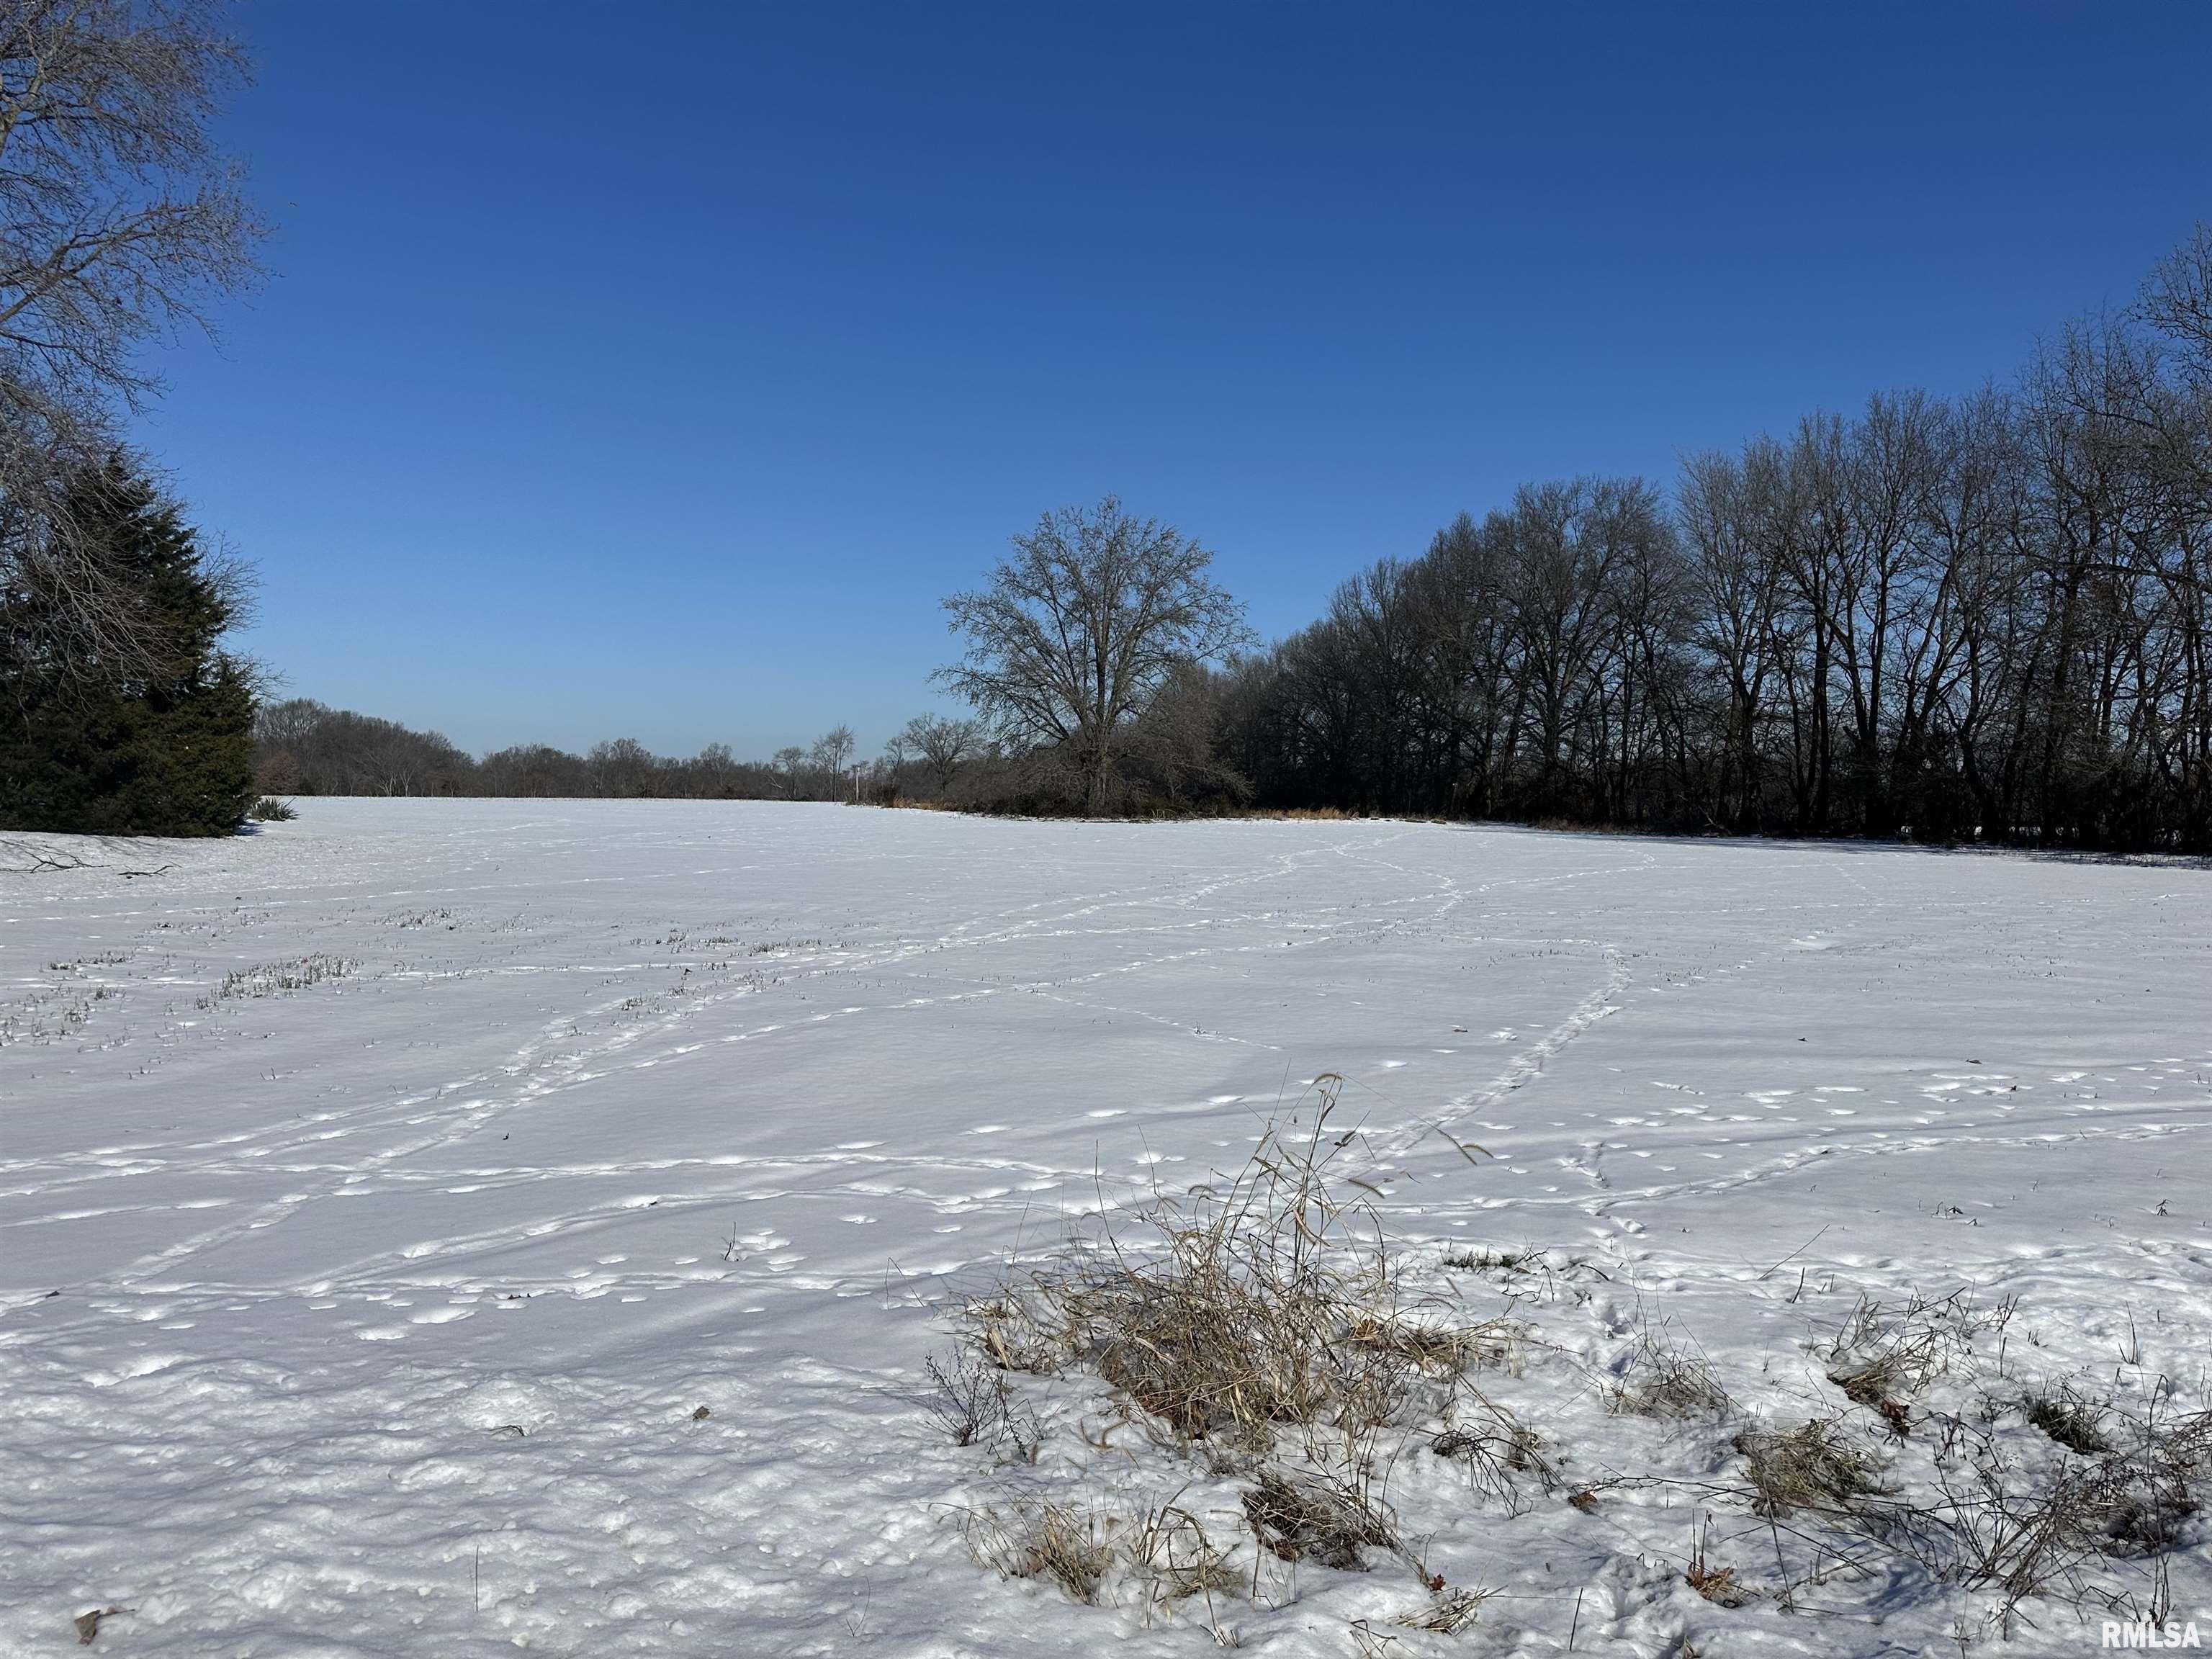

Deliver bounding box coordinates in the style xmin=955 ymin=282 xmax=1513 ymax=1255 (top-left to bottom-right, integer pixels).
xmin=1878 ymin=1388 xmax=2212 ymax=1606
xmin=1685 ymin=1514 xmax=1758 ymax=1608
xmin=199 ymin=953 xmax=354 ymax=1007
xmin=2025 ymin=1386 xmax=2115 ymax=1457
xmin=962 ymin=1081 xmax=1519 ymax=1463
xmin=1737 ymin=1417 xmax=1887 ymax=1518
xmin=1609 ymin=1326 xmax=1734 ymax=1421
xmin=929 ymin=1085 xmax=2211 ymax=1645
xmin=1820 ymin=1286 xmax=2015 ymax=1434
xmin=1007 ymin=1100 xmax=1481 ymax=1452
xmin=942 ymin=1079 xmax=1523 ymax=1632
xmin=1238 ymin=1467 xmax=1403 ymax=1572
xmin=1719 ymin=1291 xmax=2212 ymax=1635
xmin=924 ymin=1348 xmax=1043 ymax=1462
xmin=1390 ymin=1583 xmax=1492 ymax=1632
xmin=1429 ymin=1397 xmax=1552 ymax=1514
xmin=958 ymin=1497 xmax=1120 ymax=1606
xmin=1441 ymin=1244 xmax=1538 ymax=1274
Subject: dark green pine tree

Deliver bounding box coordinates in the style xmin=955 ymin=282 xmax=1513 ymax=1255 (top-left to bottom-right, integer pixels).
xmin=0 ymin=460 xmax=256 ymax=836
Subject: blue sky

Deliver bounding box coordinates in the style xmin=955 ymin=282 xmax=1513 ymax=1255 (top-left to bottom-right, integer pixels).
xmin=142 ymin=2 xmax=2212 ymax=758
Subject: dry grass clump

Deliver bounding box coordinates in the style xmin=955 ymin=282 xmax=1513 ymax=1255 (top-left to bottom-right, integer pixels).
xmin=940 ymin=1082 xmax=1520 ymax=1626
xmin=1609 ymin=1329 xmax=1733 ymax=1420
xmin=2036 ymin=1394 xmax=2211 ymax=1561
xmin=1441 ymin=1245 xmax=1538 ymax=1274
xmin=2024 ymin=1388 xmax=2115 ymax=1457
xmin=1239 ymin=1468 xmax=1398 ymax=1570
xmin=1685 ymin=1557 xmax=1754 ymax=1608
xmin=963 ymin=1491 xmax=1249 ymax=1639
xmin=1874 ymin=1416 xmax=2192 ymax=1606
xmin=1128 ymin=1500 xmax=1241 ymax=1606
xmin=975 ymin=1081 xmax=1507 ymax=1455
xmin=1742 ymin=1374 xmax=2212 ymax=1627
xmin=961 ymin=1292 xmax=1060 ymax=1376
xmin=204 ymin=953 xmax=354 ymax=1005
xmin=1391 ymin=1585 xmax=1492 ymax=1632
xmin=1735 ymin=1418 xmax=1886 ymax=1517
xmin=1349 ymin=1311 xmax=1518 ymax=1376
xmin=960 ymin=1497 xmax=1119 ymax=1604
xmin=1429 ymin=1402 xmax=1553 ymax=1512
xmin=1822 ymin=1288 xmax=2015 ymax=1433
xmin=1680 ymin=1513 xmax=1758 ymax=1608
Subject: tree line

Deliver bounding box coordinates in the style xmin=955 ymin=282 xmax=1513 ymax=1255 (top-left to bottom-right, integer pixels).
xmin=6 ymin=2 xmax=2205 ymax=854
xmin=1212 ymin=228 xmax=2212 ymax=848
xmin=306 ymin=207 xmax=2212 ymax=855
xmin=253 ymin=702 xmax=997 ymax=804
xmin=933 ymin=228 xmax=2212 ymax=852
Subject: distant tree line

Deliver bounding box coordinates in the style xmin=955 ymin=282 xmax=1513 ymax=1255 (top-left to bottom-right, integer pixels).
xmin=255 ymin=702 xmax=903 ymax=803
xmin=935 ymin=228 xmax=2212 ymax=851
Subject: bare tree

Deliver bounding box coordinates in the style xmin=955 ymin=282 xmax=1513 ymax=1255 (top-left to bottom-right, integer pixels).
xmin=0 ymin=0 xmax=266 ymax=686
xmin=693 ymin=741 xmax=739 ymax=796
xmin=938 ymin=496 xmax=1251 ymax=812
xmin=588 ymin=737 xmax=658 ymax=797
xmin=773 ymin=745 xmax=806 ymax=799
xmin=809 ymin=724 xmax=855 ymax=787
xmin=2140 ymin=222 xmax=2212 ymax=377
xmin=900 ymin=711 xmax=981 ymax=793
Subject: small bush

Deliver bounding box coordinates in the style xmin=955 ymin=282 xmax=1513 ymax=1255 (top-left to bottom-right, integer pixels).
xmin=248 ymin=795 xmax=297 ymax=822
xmin=925 ymin=1349 xmax=1040 ymax=1461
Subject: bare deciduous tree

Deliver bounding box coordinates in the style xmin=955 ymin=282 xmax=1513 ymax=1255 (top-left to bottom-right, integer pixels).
xmin=0 ymin=0 xmax=266 ymax=685
xmin=900 ymin=711 xmax=982 ymax=793
xmin=809 ymin=724 xmax=855 ymax=783
xmin=773 ymin=745 xmax=806 ymax=799
xmin=938 ymin=497 xmax=1251 ymax=812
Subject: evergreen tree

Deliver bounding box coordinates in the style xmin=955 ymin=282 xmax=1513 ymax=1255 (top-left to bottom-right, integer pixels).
xmin=0 ymin=459 xmax=254 ymax=836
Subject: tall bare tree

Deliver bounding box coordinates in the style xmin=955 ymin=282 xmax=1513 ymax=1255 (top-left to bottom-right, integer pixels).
xmin=0 ymin=0 xmax=265 ymax=686
xmin=772 ymin=745 xmax=806 ymax=799
xmin=809 ymin=724 xmax=854 ymax=776
xmin=900 ymin=711 xmax=981 ymax=793
xmin=938 ymin=496 xmax=1250 ymax=812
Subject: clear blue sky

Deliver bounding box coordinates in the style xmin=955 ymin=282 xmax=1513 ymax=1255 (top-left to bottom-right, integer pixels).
xmin=138 ymin=2 xmax=2212 ymax=759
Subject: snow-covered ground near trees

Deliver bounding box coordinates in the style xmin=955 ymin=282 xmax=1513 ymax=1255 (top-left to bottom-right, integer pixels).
xmin=2 ymin=800 xmax=2208 ymax=1657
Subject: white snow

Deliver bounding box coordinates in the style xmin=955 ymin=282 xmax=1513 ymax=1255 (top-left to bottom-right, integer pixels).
xmin=1 ymin=801 xmax=2208 ymax=1654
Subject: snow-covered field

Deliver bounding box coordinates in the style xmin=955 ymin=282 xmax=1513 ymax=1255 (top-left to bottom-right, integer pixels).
xmin=3 ymin=801 xmax=2208 ymax=1656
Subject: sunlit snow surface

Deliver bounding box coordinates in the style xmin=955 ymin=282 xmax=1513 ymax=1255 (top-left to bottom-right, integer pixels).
xmin=2 ymin=801 xmax=2208 ymax=1654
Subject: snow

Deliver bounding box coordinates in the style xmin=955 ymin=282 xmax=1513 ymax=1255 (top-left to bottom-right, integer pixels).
xmin=1 ymin=800 xmax=2208 ymax=1655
